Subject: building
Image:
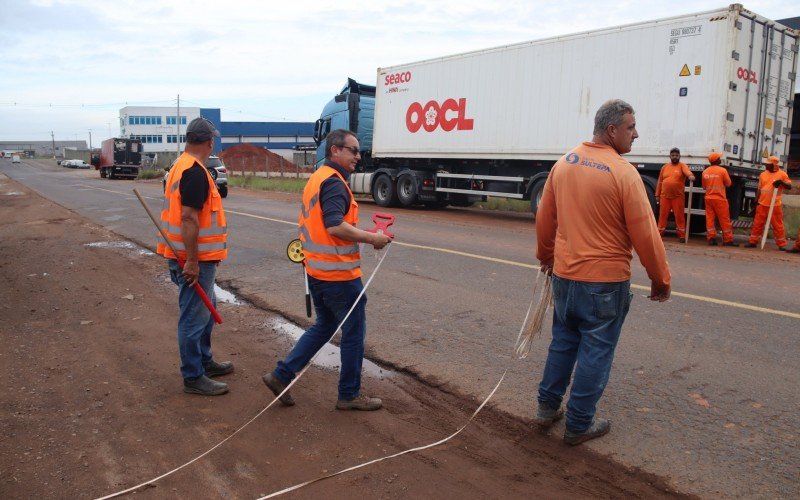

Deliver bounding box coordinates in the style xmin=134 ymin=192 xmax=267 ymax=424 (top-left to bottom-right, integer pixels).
xmin=119 ymin=106 xmax=314 ymax=163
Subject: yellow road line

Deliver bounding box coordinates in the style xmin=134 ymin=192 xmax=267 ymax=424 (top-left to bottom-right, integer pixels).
xmin=200 ymin=208 xmax=800 ymax=320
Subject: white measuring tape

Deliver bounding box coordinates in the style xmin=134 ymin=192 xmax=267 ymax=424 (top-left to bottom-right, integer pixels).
xmin=96 ymin=244 xmax=393 ymax=500
xmin=257 ymin=267 xmax=551 ymax=499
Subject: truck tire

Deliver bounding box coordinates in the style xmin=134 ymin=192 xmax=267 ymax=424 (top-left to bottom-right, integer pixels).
xmin=396 ymin=173 xmax=417 ymax=206
xmin=529 ymin=178 xmax=546 ymax=215
xmin=372 ymin=174 xmax=398 ymax=207
xmin=218 ymin=185 xmax=228 ymax=198
xmin=100 ymin=168 xmax=107 ymax=179
xmin=641 ymin=176 xmax=658 ymax=216
xmin=107 ymin=169 xmax=115 ymax=180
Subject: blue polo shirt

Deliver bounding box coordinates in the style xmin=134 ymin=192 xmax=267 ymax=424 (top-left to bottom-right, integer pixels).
xmin=320 ymin=161 xmax=352 ymax=229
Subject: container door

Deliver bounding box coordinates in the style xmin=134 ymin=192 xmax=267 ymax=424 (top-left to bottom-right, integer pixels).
xmin=731 ymin=12 xmax=798 ymax=166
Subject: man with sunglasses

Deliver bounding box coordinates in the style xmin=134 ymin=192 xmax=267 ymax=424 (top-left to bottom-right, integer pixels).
xmin=263 ymin=129 xmax=392 ymax=410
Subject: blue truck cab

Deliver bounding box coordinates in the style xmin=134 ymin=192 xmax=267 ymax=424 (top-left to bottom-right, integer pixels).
xmin=313 ymin=79 xmax=375 ymax=169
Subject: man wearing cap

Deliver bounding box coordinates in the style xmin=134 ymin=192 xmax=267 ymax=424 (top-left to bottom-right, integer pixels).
xmin=656 ymin=147 xmax=695 ymax=243
xmin=158 ymin=117 xmax=232 ymax=396
xmin=702 ymin=153 xmax=735 ymax=246
xmin=744 ymin=156 xmax=792 ymax=250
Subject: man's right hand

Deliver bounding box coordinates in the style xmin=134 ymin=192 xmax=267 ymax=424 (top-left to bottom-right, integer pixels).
xmin=649 ymin=281 xmax=670 ymax=302
xmin=370 ymin=232 xmax=392 ymax=249
xmin=182 ymin=259 xmax=200 ymax=287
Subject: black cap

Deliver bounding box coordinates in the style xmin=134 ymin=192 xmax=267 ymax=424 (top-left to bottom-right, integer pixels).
xmin=186 ymin=118 xmax=220 ymax=142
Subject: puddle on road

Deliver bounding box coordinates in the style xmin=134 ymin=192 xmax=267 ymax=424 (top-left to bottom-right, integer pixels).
xmin=265 ymin=317 xmax=392 ymax=379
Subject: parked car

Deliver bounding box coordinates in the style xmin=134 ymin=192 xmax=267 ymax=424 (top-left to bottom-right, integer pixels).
xmin=12 ymin=155 xmax=21 ymax=164
xmin=61 ymin=159 xmax=76 ymax=167
xmin=162 ymin=155 xmax=228 ymax=198
xmin=68 ymin=160 xmax=90 ymax=169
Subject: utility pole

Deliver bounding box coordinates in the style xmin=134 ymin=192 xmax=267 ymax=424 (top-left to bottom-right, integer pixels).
xmin=51 ymin=131 xmax=55 ymax=159
xmin=176 ymin=93 xmax=181 ymax=157
xmin=88 ymin=130 xmax=92 ymax=163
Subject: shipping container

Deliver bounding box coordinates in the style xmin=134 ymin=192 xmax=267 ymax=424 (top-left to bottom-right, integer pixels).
xmin=314 ymin=4 xmax=798 ymax=222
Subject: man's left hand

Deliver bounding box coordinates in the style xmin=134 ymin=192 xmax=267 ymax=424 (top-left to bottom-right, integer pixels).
xmin=182 ymin=259 xmax=200 ymax=287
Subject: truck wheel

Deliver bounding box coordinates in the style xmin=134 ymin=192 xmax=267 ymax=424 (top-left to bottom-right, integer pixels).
xmin=372 ymin=174 xmax=398 ymax=207
xmin=528 ymin=179 xmax=546 ymax=215
xmin=108 ymin=169 xmax=115 ymax=180
xmin=396 ymin=174 xmax=417 ymax=206
xmin=641 ymin=176 xmax=658 ymax=216
xmin=218 ymin=185 xmax=228 ymax=198
xmin=100 ymin=168 xmax=107 ymax=179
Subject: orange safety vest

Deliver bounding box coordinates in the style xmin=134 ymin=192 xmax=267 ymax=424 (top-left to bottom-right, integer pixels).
xmin=299 ymin=165 xmax=361 ymax=281
xmin=157 ymin=153 xmax=228 ymax=261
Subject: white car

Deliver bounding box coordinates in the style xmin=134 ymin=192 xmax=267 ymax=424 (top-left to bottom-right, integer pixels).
xmin=162 ymin=155 xmax=228 ymax=198
xmin=62 ymin=159 xmax=90 ymax=169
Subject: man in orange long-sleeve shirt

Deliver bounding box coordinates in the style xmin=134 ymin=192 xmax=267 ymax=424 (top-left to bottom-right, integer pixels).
xmin=534 ymin=99 xmax=671 ymax=445
xmin=702 ymin=152 xmax=734 ymax=246
xmin=744 ymin=156 xmax=792 ymax=250
xmin=656 ymin=147 xmax=695 ymax=242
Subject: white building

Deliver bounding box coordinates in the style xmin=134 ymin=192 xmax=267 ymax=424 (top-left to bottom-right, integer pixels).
xmin=118 ymin=106 xmax=314 ymax=162
xmin=119 ymin=106 xmax=204 ymax=154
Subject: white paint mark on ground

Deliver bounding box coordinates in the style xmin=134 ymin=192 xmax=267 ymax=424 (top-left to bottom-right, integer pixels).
xmin=265 ymin=317 xmax=392 ymax=378
xmin=85 ymin=241 xmax=154 ymax=256
xmin=214 ymin=285 xmax=241 ymax=305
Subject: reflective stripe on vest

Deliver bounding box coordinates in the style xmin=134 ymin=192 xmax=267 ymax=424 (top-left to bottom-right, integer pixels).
xmin=298 ymin=165 xmax=361 ymax=281
xmin=156 ymin=152 xmax=228 ymax=262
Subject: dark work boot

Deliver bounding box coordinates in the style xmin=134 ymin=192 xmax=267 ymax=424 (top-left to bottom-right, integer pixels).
xmin=204 ymin=360 xmax=234 ymax=377
xmin=743 ymin=242 xmax=758 ymax=248
xmin=707 ymin=239 xmax=718 ymax=246
xmin=335 ymin=395 xmax=382 ymax=411
xmin=563 ymin=418 xmax=610 ymax=445
xmin=787 ymin=247 xmax=800 ymax=254
xmin=533 ymin=404 xmax=564 ymax=427
xmin=262 ymin=373 xmax=295 ymax=406
xmin=183 ymin=375 xmax=228 ymax=396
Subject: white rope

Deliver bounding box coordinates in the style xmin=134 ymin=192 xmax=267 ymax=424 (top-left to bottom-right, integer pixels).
xmin=514 ymin=266 xmax=552 ymax=359
xmin=95 ymin=244 xmax=393 ymax=500
xmin=257 ymin=372 xmax=508 ymax=499
xmin=258 ymin=266 xmax=547 ymax=498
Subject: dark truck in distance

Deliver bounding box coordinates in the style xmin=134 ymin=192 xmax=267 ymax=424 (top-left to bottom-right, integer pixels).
xmin=95 ymin=138 xmax=142 ymax=179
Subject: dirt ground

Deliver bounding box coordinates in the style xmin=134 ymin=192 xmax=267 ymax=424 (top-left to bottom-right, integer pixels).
xmin=0 ymin=175 xmax=691 ymax=499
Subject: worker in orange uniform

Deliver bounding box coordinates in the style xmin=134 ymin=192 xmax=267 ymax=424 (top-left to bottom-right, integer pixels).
xmin=744 ymin=156 xmax=792 ymax=250
xmin=656 ymin=147 xmax=695 ymax=243
xmin=702 ymin=152 xmax=735 ymax=246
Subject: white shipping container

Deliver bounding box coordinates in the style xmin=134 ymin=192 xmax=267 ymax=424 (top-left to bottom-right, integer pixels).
xmin=372 ymin=4 xmax=798 ymax=169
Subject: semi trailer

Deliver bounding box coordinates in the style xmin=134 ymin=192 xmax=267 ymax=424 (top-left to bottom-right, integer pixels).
xmin=313 ymin=4 xmax=798 ymax=224
xmin=96 ymin=138 xmax=142 ymax=179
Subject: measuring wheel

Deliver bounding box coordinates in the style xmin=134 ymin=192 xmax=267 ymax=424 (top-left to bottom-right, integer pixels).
xmin=287 ymin=239 xmax=305 ymax=264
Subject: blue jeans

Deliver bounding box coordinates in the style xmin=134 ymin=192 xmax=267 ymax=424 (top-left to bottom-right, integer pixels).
xmin=537 ymin=275 xmax=633 ymax=433
xmin=168 ymin=260 xmax=218 ymax=380
xmin=274 ymin=276 xmax=367 ymax=400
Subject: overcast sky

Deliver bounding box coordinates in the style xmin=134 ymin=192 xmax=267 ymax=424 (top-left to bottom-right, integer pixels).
xmin=1 ymin=0 xmax=797 ymax=145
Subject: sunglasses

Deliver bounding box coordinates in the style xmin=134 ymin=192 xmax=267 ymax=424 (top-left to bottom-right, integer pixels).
xmin=338 ymin=146 xmax=360 ymax=155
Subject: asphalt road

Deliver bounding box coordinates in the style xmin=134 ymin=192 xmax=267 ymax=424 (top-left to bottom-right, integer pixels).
xmin=4 ymin=157 xmax=799 ymax=498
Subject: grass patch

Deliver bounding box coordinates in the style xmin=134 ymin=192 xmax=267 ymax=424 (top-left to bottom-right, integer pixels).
xmin=137 ymin=169 xmax=165 ymax=180
xmin=228 ymin=175 xmax=306 ymax=193
xmin=474 ymin=197 xmax=531 ymax=212
xmin=783 ymin=205 xmax=800 ymax=238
